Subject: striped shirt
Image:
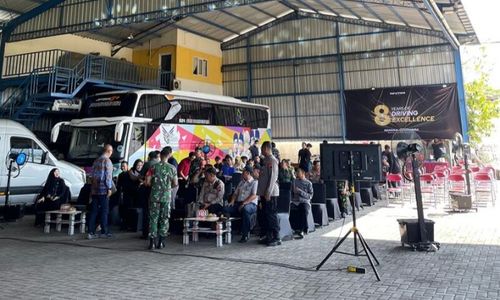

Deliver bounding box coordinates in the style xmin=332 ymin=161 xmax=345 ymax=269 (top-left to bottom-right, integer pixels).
xmin=91 ymin=154 xmax=114 ymax=196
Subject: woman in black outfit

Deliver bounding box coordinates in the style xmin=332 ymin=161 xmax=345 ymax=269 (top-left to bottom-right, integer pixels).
xmin=34 ymin=168 xmax=70 ymax=226
xmin=117 ymin=159 xmax=144 ymax=228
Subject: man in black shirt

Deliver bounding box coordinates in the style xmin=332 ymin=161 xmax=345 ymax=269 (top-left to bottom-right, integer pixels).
xmin=249 ymin=140 xmax=260 ymax=160
xmin=382 ymin=145 xmax=401 ymax=187
xmin=431 ymin=138 xmax=446 ymax=161
xmin=298 ymin=143 xmax=312 ymax=172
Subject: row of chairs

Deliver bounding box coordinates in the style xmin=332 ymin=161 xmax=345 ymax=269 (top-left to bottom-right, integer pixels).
xmin=385 ymin=165 xmax=496 ymax=209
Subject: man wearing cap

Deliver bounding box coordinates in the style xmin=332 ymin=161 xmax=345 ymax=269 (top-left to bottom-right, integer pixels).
xmin=225 ymin=166 xmax=259 ymax=243
xmin=197 ymin=167 xmax=225 ymax=215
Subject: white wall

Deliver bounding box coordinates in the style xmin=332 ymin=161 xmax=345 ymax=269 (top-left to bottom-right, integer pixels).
xmin=176 ymin=29 xmax=222 ymax=57
xmin=175 ymin=78 xmax=223 ymax=95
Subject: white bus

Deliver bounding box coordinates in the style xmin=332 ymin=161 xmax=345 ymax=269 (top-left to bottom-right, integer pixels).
xmin=51 ymin=90 xmax=271 ymax=175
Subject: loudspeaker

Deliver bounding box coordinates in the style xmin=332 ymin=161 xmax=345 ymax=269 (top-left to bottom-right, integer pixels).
xmin=3 ymin=204 xmax=25 ymax=221
xmin=398 ymin=218 xmax=435 ymax=245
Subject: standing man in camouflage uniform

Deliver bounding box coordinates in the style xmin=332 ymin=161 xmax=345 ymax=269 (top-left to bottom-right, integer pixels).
xmin=145 ymin=147 xmax=178 ymax=250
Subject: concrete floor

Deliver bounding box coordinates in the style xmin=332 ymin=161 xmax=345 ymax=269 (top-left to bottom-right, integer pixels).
xmin=0 ymin=197 xmax=499 ymax=299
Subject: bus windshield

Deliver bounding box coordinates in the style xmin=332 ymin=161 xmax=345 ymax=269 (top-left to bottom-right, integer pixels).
xmin=67 ymin=125 xmax=127 ymax=164
xmin=80 ymin=93 xmax=137 ymax=118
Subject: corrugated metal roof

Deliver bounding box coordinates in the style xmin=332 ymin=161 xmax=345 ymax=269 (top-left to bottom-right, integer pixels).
xmin=1 ymin=1 xmax=478 ymax=48
xmin=0 ymin=0 xmax=46 ymax=22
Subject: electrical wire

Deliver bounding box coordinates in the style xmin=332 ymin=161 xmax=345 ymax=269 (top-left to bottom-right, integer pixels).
xmin=0 ymin=237 xmax=346 ymax=273
xmin=333 ymin=214 xmax=347 ymax=247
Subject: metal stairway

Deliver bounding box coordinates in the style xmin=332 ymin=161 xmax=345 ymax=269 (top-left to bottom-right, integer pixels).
xmin=0 ymin=50 xmax=172 ymax=128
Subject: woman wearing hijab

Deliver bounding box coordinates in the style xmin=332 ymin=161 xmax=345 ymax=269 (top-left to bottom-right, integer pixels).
xmin=34 ymin=168 xmax=71 ymax=226
xmin=117 ymin=160 xmax=144 ymax=207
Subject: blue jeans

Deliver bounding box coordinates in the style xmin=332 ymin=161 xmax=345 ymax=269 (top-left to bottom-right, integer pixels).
xmin=89 ymin=194 xmax=109 ymax=235
xmin=224 ymin=202 xmax=257 ymax=236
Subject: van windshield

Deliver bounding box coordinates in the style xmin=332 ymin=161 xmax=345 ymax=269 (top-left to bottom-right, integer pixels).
xmin=67 ymin=125 xmax=127 ymax=164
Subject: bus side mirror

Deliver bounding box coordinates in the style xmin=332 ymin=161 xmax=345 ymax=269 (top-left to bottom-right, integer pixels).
xmin=115 ymin=123 xmax=124 ymax=142
xmin=165 ymin=101 xmax=181 ymax=121
xmin=51 ymin=121 xmax=69 ymax=143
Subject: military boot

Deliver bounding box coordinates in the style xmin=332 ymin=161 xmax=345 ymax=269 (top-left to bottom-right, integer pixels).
xmin=148 ymin=237 xmax=156 ymax=250
xmin=157 ymin=236 xmax=165 ymax=249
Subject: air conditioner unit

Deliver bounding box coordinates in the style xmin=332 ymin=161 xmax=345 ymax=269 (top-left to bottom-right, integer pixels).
xmin=173 ymin=79 xmax=182 ymax=90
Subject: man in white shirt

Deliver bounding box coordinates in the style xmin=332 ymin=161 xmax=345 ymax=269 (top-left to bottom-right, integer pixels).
xmin=225 ymin=166 xmax=259 ymax=243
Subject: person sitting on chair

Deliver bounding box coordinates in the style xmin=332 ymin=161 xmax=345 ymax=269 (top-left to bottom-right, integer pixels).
xmin=290 ymin=167 xmax=313 ymax=239
xmin=307 ymin=160 xmax=322 ymax=183
xmin=34 ymin=168 xmax=71 ymax=226
xmin=224 ymin=166 xmax=258 ymax=243
xmin=278 ymin=159 xmax=295 ymax=184
xmin=197 ymin=167 xmax=225 ymax=215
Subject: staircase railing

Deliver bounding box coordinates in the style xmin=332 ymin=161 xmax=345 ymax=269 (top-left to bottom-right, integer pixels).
xmin=3 ymin=49 xmax=83 ymax=78
xmin=0 ymin=66 xmax=53 ymax=117
xmin=2 ymin=50 xmax=174 ymax=120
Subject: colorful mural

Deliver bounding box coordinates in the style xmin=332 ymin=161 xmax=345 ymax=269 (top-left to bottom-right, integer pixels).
xmin=129 ymin=124 xmax=271 ymax=164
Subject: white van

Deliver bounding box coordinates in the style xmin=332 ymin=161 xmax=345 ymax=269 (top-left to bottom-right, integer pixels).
xmin=0 ymin=119 xmax=86 ymax=206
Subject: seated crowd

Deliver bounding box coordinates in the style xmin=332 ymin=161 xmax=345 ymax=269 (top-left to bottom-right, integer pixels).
xmin=36 ymin=141 xmax=346 ymax=250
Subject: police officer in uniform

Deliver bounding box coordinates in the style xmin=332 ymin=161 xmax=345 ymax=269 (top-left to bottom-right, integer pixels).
xmin=257 ymin=141 xmax=280 ymax=246
xmin=197 ymin=167 xmax=225 ymax=215
xmin=145 ymin=147 xmax=178 ymax=250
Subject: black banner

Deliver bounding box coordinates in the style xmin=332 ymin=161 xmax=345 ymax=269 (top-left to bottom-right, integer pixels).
xmin=345 ymin=84 xmax=461 ymax=140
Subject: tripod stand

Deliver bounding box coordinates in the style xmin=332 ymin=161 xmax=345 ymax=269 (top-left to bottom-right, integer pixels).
xmin=1 ymin=152 xmax=26 ymax=229
xmin=0 ymin=159 xmax=15 ymax=229
xmin=316 ymin=151 xmax=381 ymax=281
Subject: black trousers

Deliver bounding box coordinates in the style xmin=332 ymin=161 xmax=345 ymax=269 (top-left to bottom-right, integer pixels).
xmin=34 ymin=200 xmax=62 ymax=226
xmin=257 ymin=200 xmax=267 ymax=237
xmin=290 ymin=203 xmax=309 ymax=233
xmin=140 ymin=186 xmax=151 ymax=238
xmin=206 ymin=203 xmax=223 ymax=215
xmin=263 ymin=197 xmax=279 ymax=240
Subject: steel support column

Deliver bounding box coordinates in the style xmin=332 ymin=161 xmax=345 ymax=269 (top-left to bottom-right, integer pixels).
xmin=336 ymin=21 xmax=346 ymax=142
xmin=246 ymin=37 xmax=253 ymax=102
xmin=422 ymin=0 xmax=459 ymax=50
xmin=453 ymin=49 xmax=469 ymax=142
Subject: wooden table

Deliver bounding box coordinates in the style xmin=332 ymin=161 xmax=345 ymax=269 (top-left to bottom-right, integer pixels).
xmin=44 ymin=210 xmax=86 ymax=236
xmin=181 ymin=217 xmax=237 ymax=247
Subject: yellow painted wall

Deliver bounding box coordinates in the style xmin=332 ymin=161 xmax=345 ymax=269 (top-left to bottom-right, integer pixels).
xmin=175 ymin=45 xmax=222 ymax=85
xmin=131 ymin=29 xmax=223 ymax=93
xmin=132 ymin=45 xmax=176 ymax=71
xmin=132 ymin=45 xmax=221 ymax=85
